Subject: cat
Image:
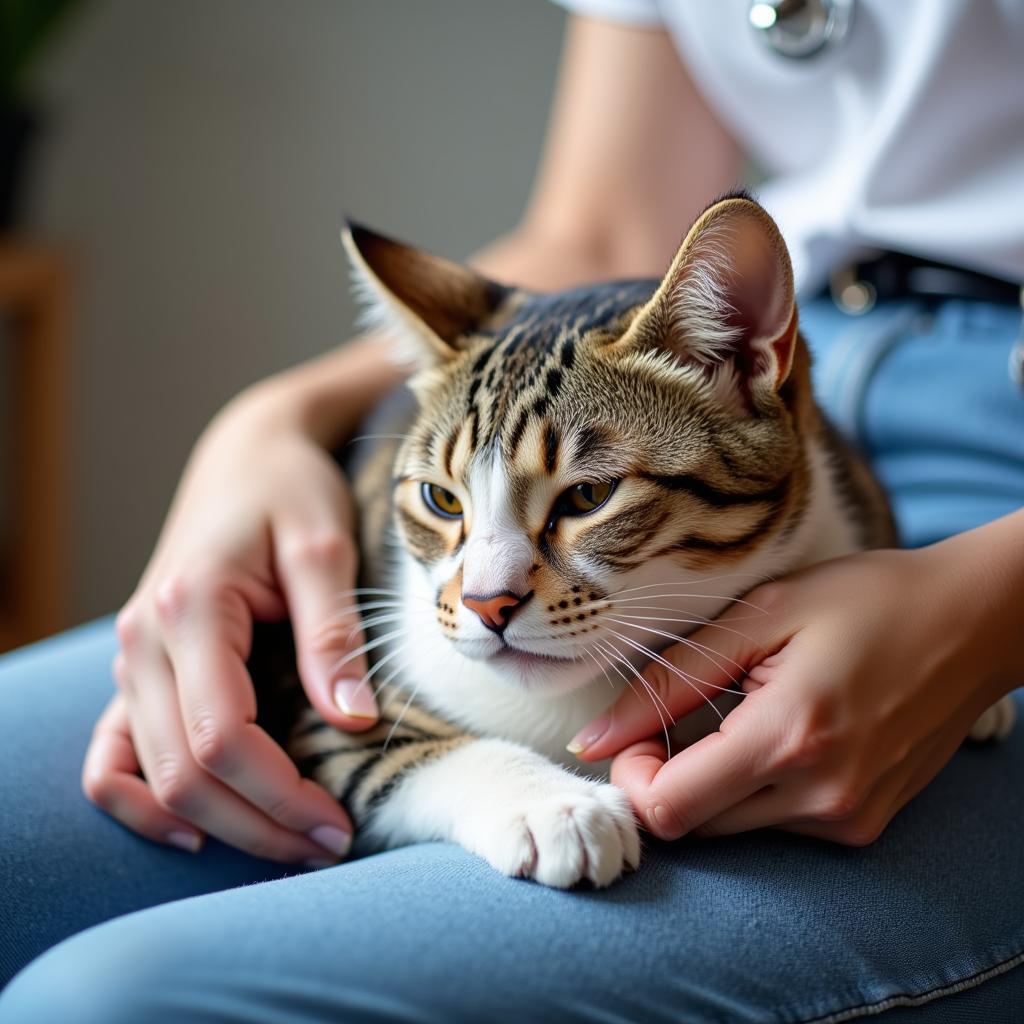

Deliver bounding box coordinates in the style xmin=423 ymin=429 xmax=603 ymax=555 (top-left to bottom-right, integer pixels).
xmin=255 ymin=193 xmax=1016 ymax=889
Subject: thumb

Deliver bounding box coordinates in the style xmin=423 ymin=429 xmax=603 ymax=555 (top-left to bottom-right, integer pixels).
xmin=275 ymin=520 xmax=380 ymax=732
xmin=570 ymin=590 xmax=786 ymax=761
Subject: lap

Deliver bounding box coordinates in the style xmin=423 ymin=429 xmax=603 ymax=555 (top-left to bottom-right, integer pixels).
xmin=2 ymin=662 xmax=1023 ymax=1020
xmin=3 ymin=299 xmax=1023 ymax=1018
xmin=0 ymin=620 xmax=299 ymax=989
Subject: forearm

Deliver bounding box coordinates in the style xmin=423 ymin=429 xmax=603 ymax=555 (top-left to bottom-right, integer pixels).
xmin=926 ymin=506 xmax=1024 ymax=700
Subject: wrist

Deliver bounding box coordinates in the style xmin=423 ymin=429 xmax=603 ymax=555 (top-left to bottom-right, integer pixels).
xmin=212 ymin=332 xmax=406 ymax=449
xmin=924 ymin=511 xmax=1024 ymax=701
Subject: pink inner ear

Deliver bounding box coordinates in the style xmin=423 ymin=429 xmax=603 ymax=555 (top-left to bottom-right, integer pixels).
xmin=692 ymin=215 xmax=796 ymax=387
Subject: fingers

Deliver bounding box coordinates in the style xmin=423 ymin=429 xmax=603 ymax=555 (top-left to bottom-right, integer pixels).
xmin=274 ymin=520 xmax=380 ymax=731
xmin=610 ymin=722 xmax=771 ymax=840
xmin=699 ymin=731 xmax=961 ymax=845
xmin=116 ymin=598 xmax=349 ymax=865
xmin=572 ymin=594 xmax=786 ymax=761
xmin=154 ymin=579 xmax=355 ymax=856
xmin=120 ymin=640 xmax=342 ymax=865
xmin=82 ymin=692 xmax=204 ymax=852
xmin=780 ymin=730 xmax=965 ymax=847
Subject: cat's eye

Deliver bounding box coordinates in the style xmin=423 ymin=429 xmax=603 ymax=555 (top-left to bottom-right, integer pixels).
xmin=421 ymin=482 xmax=463 ymax=519
xmin=556 ymin=480 xmax=617 ymax=518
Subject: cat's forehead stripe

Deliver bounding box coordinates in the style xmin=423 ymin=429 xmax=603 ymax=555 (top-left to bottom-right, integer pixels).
xmin=485 ymin=280 xmax=657 ymax=342
xmin=447 ymin=278 xmax=656 ymax=454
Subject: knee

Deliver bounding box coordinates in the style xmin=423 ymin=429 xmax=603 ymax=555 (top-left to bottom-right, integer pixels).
xmin=0 ymin=924 xmax=182 ymax=1024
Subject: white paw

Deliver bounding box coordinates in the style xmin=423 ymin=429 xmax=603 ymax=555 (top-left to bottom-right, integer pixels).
xmin=969 ymin=696 xmax=1016 ymax=742
xmin=460 ymin=778 xmax=640 ymax=889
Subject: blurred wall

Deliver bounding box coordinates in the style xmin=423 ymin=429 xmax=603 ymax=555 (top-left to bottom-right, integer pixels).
xmin=28 ymin=0 xmax=565 ymax=624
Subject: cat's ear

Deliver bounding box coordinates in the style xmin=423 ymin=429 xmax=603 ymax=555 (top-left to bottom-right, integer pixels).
xmin=343 ymin=221 xmax=510 ymax=363
xmin=617 ymin=193 xmax=798 ymax=393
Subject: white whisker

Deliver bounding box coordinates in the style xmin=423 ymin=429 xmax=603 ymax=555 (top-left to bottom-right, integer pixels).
xmin=343 ymin=600 xmax=407 ymax=615
xmin=383 ymin=680 xmax=423 ymax=751
xmin=340 ymin=642 xmax=411 ymax=703
xmin=330 ymin=627 xmax=409 ymax=674
xmin=604 ymin=629 xmax=726 ymax=722
xmin=593 ymin=592 xmax=768 ymax=612
xmin=609 ymin=610 xmax=766 ymax=649
xmin=355 ymin=612 xmax=408 ymax=634
xmin=335 ymin=588 xmax=404 ymax=598
xmin=347 ymin=433 xmax=416 ymax=446
xmin=371 ymin=649 xmax=416 ymax=701
xmin=334 ymin=588 xmax=432 ymax=607
xmin=605 ymin=617 xmax=746 ymax=680
xmin=581 ymin=646 xmax=616 ymax=692
xmin=593 ymin=640 xmax=674 ymax=757
xmin=602 ymin=574 xmax=771 ymax=600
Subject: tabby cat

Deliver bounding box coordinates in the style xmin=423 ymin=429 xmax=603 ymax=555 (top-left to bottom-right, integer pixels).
xmin=257 ymin=194 xmax=1015 ymax=889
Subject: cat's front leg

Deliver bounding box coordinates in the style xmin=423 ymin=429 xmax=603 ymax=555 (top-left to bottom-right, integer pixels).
xmin=367 ymin=738 xmax=641 ymax=888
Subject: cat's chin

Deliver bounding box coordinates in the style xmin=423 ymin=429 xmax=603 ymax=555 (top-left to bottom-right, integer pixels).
xmin=445 ymin=636 xmax=597 ymax=694
xmin=484 ymin=646 xmax=595 ymax=695
xmin=490 ymin=646 xmax=573 ymax=670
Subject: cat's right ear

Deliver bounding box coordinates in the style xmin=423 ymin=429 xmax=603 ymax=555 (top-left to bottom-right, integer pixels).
xmin=613 ymin=193 xmax=798 ymax=398
xmin=343 ymin=221 xmax=511 ymax=364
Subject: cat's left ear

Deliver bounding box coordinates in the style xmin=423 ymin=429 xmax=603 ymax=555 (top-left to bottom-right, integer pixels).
xmin=343 ymin=221 xmax=511 ymax=363
xmin=617 ymin=193 xmax=798 ymax=392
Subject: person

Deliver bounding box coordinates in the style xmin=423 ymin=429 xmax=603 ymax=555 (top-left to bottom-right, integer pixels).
xmin=2 ymin=2 xmax=1023 ymax=1019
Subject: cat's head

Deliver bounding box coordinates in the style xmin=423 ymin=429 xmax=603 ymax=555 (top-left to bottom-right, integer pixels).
xmin=346 ymin=194 xmax=814 ymax=695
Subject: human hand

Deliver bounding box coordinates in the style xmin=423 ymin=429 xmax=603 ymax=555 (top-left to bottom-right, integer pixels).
xmin=82 ymin=387 xmax=378 ymax=863
xmin=570 ymin=545 xmax=1016 ymax=846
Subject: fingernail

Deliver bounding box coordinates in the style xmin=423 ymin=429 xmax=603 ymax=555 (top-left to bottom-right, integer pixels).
xmin=166 ymin=830 xmax=202 ymax=853
xmin=309 ymin=824 xmax=352 ymax=858
xmin=567 ymin=713 xmax=611 ymax=755
xmin=303 ymin=857 xmax=337 ymax=870
xmin=649 ymin=803 xmax=681 ymax=840
xmin=333 ymin=678 xmax=377 ymax=719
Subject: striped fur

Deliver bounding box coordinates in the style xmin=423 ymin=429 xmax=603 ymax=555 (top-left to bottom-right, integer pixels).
xmin=257 ymin=195 xmax=907 ymax=887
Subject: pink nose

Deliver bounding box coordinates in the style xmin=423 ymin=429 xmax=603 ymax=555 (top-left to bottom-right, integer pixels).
xmin=462 ymin=592 xmax=529 ymax=633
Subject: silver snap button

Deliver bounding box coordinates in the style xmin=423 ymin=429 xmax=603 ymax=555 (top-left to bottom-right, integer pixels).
xmin=830 ymin=265 xmax=876 ymax=315
xmin=749 ymin=0 xmax=856 ymax=60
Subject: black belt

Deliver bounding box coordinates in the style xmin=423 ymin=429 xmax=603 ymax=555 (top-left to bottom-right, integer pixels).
xmin=829 ymin=251 xmax=1022 ymax=315
xmin=827 ymin=250 xmax=1024 ymax=390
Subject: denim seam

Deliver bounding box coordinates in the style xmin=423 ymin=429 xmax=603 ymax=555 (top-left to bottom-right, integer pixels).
xmin=821 ymin=304 xmax=923 ymax=446
xmin=794 ymin=947 xmax=1024 ymax=1024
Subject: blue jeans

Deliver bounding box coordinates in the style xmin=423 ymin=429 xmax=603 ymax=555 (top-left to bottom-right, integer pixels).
xmin=2 ymin=297 xmax=1023 ymax=1021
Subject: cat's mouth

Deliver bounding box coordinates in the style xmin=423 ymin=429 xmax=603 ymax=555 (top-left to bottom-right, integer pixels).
xmin=489 ymin=644 xmax=575 ymax=669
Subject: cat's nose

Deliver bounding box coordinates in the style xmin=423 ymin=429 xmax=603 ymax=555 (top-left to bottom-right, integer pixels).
xmin=462 ymin=591 xmax=531 ymax=634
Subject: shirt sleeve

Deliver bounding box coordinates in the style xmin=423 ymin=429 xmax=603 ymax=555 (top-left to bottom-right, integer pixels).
xmin=549 ymin=0 xmax=663 ymax=27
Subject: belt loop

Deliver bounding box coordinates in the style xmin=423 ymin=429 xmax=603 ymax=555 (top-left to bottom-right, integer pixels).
xmin=1009 ymin=287 xmax=1024 ymax=391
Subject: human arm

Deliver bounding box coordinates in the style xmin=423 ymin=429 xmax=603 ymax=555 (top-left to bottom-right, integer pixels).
xmin=83 ymin=14 xmax=743 ymax=862
xmin=569 ymin=508 xmax=1024 ymax=845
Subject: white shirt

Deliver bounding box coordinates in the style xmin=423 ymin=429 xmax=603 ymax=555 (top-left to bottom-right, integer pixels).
xmin=553 ymin=0 xmax=1024 ymax=295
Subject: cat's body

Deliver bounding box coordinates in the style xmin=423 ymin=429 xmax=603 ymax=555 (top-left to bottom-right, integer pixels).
xmin=258 ymin=195 xmax=1014 ymax=888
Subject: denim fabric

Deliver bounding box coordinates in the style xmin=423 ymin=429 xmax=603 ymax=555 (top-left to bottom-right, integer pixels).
xmin=2 ymin=296 xmax=1023 ymax=1021
xmin=800 ymin=297 xmax=1024 ymax=547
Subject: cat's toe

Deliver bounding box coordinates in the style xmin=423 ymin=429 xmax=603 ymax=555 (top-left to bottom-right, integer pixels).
xmin=595 ymin=783 xmax=642 ymax=872
xmin=969 ymin=696 xmax=1016 ymax=742
xmin=527 ymin=800 xmax=590 ymax=888
xmin=528 ymin=788 xmax=638 ymax=889
xmin=478 ymin=815 xmax=538 ymax=879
